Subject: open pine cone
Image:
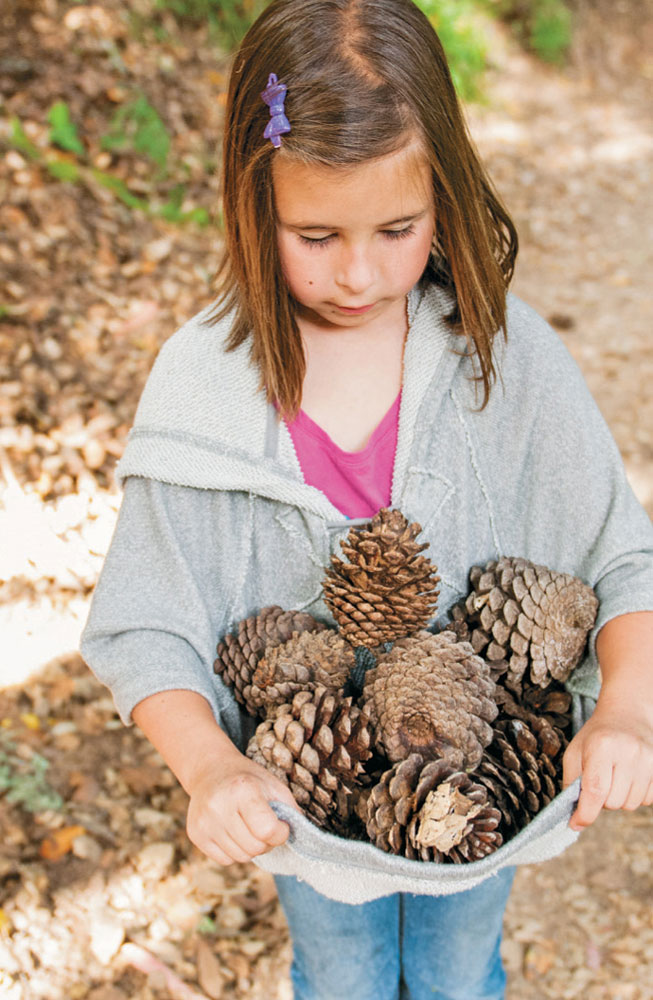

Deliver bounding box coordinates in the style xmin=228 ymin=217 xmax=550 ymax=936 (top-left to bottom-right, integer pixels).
xmin=214 ymin=606 xmax=328 ymax=716
xmin=494 ymin=684 xmax=572 ymax=750
xmin=246 ymin=685 xmax=372 ymax=829
xmin=474 ymin=716 xmax=565 ymax=840
xmin=246 ymin=630 xmax=355 ymax=716
xmin=364 ymin=754 xmax=503 ymax=863
xmin=449 ymin=557 xmax=598 ymax=692
xmin=362 ymin=630 xmax=497 ymax=769
xmin=323 ymin=508 xmax=440 ymax=648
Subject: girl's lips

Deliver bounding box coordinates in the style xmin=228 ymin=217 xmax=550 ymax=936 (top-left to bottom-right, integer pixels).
xmin=334 ymin=303 xmax=375 ymax=315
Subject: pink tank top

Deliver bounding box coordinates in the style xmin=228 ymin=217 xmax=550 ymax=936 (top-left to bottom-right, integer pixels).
xmin=284 ymin=392 xmax=401 ymax=519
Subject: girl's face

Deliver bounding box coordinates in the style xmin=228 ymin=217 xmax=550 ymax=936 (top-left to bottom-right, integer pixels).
xmin=273 ymin=141 xmax=435 ymax=332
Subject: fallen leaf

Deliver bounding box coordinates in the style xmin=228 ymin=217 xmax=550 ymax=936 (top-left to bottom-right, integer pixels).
xmin=196 ymin=937 xmax=225 ymax=1000
xmin=20 ymin=712 xmax=41 ymax=731
xmin=523 ymin=940 xmax=556 ymax=978
xmin=119 ymin=764 xmax=164 ymax=794
xmin=39 ymin=824 xmax=86 ymax=860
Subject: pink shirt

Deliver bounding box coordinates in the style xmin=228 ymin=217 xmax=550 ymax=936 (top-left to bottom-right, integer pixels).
xmin=284 ymin=392 xmax=401 ymax=519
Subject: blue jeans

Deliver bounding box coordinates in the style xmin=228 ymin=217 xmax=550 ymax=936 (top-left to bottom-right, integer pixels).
xmin=274 ymin=868 xmax=515 ymax=1000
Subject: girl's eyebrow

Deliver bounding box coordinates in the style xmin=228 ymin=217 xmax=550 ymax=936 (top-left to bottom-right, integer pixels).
xmin=285 ymin=209 xmax=429 ymax=231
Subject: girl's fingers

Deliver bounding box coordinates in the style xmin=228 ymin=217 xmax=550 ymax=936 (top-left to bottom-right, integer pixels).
xmin=645 ymin=780 xmax=653 ymax=807
xmin=621 ymin=775 xmax=651 ymax=812
xmin=199 ymin=836 xmax=240 ymax=867
xmin=213 ymin=827 xmax=262 ymax=865
xmin=562 ymin=739 xmax=582 ymax=788
xmin=603 ymin=769 xmax=635 ymax=811
xmin=570 ymin=759 xmax=614 ymax=831
xmin=239 ymin=800 xmax=291 ymax=849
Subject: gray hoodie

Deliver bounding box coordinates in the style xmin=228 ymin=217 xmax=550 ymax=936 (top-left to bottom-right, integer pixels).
xmin=80 ymin=282 xmax=653 ymax=902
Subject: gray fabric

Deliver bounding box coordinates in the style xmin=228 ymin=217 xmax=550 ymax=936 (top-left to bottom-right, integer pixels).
xmin=257 ymin=779 xmax=582 ymax=904
xmin=80 ymin=281 xmax=653 ymax=901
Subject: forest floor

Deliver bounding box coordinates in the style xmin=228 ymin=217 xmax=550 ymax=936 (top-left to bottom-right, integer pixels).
xmin=0 ymin=1 xmax=652 ymax=998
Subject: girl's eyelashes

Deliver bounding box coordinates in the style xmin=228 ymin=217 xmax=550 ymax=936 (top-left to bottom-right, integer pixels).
xmin=298 ymin=234 xmax=334 ymax=248
xmin=383 ymin=224 xmax=416 ymax=241
xmin=298 ymin=224 xmax=416 ymax=248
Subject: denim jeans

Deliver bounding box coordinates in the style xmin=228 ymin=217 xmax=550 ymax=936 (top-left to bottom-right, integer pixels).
xmin=274 ymin=867 xmax=515 ymax=1000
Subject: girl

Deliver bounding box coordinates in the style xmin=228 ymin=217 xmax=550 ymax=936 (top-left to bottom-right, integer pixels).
xmin=81 ymin=1 xmax=653 ymax=997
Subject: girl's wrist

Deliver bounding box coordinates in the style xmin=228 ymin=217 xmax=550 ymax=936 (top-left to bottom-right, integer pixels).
xmin=132 ymin=689 xmax=243 ymax=795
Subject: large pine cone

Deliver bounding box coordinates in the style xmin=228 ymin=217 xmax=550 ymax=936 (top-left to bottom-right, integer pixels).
xmin=246 ymin=630 xmax=355 ymax=716
xmin=323 ymin=508 xmax=440 ymax=648
xmin=365 ymin=754 xmax=503 ymax=863
xmin=214 ymin=606 xmax=327 ymax=716
xmin=362 ymin=631 xmax=497 ymax=769
xmin=246 ymin=686 xmax=372 ymax=829
xmin=474 ymin=717 xmax=565 ymax=840
xmin=449 ymin=557 xmax=598 ymax=691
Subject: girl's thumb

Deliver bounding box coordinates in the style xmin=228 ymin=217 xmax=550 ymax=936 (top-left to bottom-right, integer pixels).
xmin=267 ymin=774 xmax=304 ymax=815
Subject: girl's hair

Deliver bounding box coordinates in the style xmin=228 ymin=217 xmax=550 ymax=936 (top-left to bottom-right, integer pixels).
xmin=206 ymin=0 xmax=518 ymax=416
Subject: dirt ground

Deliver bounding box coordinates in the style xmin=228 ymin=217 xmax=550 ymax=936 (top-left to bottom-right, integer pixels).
xmin=0 ymin=2 xmax=652 ymax=998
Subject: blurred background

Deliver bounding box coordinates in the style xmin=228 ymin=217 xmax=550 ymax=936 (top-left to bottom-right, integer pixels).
xmin=0 ymin=1 xmax=652 ymax=998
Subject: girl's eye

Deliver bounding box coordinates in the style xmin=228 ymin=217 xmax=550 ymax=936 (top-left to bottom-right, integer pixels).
xmin=299 ymin=234 xmax=334 ymax=248
xmin=297 ymin=224 xmax=416 ymax=248
xmin=382 ymin=225 xmax=416 ymax=241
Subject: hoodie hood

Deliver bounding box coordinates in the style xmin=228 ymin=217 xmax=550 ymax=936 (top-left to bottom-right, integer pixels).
xmin=116 ymin=283 xmax=460 ymax=519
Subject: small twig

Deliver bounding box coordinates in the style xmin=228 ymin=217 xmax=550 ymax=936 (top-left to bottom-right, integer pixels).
xmin=120 ymin=942 xmax=209 ymax=1000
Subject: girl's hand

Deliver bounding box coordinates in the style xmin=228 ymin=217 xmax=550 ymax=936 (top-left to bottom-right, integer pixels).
xmin=563 ymin=698 xmax=653 ymax=831
xmin=186 ymin=751 xmax=303 ymax=866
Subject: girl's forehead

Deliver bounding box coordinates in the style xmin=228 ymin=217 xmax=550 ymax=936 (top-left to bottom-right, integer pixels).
xmin=273 ymin=142 xmax=433 ymax=226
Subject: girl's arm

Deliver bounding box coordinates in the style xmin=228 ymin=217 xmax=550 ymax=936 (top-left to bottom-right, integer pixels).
xmin=563 ymin=611 xmax=653 ymax=829
xmin=132 ymin=689 xmax=302 ymax=865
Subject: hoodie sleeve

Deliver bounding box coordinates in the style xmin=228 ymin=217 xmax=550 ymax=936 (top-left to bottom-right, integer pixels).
xmin=472 ymin=296 xmax=653 ymax=696
xmin=79 ymin=476 xmax=255 ymax=750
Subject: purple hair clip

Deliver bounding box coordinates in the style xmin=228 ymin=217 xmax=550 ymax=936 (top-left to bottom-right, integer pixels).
xmin=261 ymin=72 xmax=291 ymax=149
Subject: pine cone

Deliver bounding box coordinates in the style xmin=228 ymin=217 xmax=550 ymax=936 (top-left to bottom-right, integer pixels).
xmin=246 ymin=630 xmax=355 ymax=715
xmin=474 ymin=717 xmax=565 ymax=840
xmin=519 ymin=679 xmax=574 ymax=742
xmin=450 ymin=557 xmax=598 ymax=691
xmin=362 ymin=631 xmax=497 ymax=769
xmin=494 ymin=684 xmax=573 ymax=749
xmin=246 ymin=686 xmax=373 ymax=828
xmin=365 ymin=754 xmax=503 ymax=862
xmin=323 ymin=508 xmax=440 ymax=648
xmin=214 ymin=606 xmax=327 ymax=716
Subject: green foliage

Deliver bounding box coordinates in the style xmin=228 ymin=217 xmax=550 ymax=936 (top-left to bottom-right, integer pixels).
xmin=46 ymin=160 xmax=81 ymax=182
xmin=48 ymin=101 xmax=85 ymax=155
xmin=9 ymin=117 xmax=41 ymax=160
xmin=91 ymin=169 xmax=209 ymax=225
xmin=0 ymin=736 xmax=64 ymax=814
xmin=92 ymin=168 xmax=152 ymax=210
xmin=486 ymin=0 xmax=572 ymax=64
xmin=196 ymin=915 xmax=218 ymax=934
xmin=417 ymin=0 xmax=489 ymax=101
xmin=153 ymin=0 xmax=268 ymax=46
xmin=530 ymin=0 xmax=572 ymax=64
xmin=100 ymin=93 xmax=171 ymax=171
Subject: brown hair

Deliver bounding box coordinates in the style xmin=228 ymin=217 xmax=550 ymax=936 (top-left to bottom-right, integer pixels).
xmin=205 ymin=0 xmax=518 ymax=416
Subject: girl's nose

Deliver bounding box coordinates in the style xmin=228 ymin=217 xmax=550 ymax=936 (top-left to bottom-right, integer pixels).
xmin=335 ymin=244 xmax=375 ymax=296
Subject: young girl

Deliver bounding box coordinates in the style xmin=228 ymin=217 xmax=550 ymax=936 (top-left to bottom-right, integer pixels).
xmin=81 ymin=1 xmax=653 ymax=997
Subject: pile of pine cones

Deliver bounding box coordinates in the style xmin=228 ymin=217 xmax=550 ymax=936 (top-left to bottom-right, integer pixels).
xmin=214 ymin=509 xmax=598 ymax=864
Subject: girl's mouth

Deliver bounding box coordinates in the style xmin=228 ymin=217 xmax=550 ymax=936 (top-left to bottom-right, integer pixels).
xmin=334 ymin=303 xmax=375 ymax=315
